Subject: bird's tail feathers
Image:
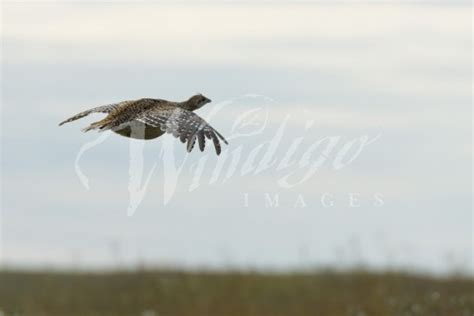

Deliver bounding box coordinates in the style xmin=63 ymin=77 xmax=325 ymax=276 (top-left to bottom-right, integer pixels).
xmin=82 ymin=119 xmax=111 ymax=132
xmin=59 ymin=103 xmax=118 ymax=127
xmin=59 ymin=110 xmax=93 ymax=126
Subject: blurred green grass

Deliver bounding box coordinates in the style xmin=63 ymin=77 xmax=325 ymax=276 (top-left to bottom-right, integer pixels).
xmin=0 ymin=269 xmax=472 ymax=316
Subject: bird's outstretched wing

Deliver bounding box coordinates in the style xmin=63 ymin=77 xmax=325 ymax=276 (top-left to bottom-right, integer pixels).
xmin=58 ymin=103 xmax=121 ymax=126
xmin=136 ymin=106 xmax=228 ymax=155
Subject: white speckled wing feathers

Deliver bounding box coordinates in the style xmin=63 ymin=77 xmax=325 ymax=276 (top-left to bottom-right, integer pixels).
xmin=136 ymin=106 xmax=228 ymax=155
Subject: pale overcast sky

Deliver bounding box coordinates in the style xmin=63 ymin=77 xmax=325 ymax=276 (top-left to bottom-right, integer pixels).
xmin=1 ymin=2 xmax=471 ymax=274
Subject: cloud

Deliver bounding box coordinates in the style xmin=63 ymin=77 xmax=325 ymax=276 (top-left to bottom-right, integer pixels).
xmin=3 ymin=3 xmax=470 ymax=101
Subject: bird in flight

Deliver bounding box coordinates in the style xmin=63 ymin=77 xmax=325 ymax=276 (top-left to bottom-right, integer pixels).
xmin=59 ymin=94 xmax=228 ymax=155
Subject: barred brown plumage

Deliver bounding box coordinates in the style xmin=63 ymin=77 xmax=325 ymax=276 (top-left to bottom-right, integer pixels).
xmin=58 ymin=103 xmax=120 ymax=126
xmin=59 ymin=94 xmax=228 ymax=155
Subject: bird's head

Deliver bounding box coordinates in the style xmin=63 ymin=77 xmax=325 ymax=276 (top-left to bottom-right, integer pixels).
xmin=187 ymin=93 xmax=212 ymax=110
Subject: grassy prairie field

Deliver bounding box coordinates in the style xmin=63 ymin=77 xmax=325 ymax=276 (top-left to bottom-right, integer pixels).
xmin=0 ymin=269 xmax=472 ymax=316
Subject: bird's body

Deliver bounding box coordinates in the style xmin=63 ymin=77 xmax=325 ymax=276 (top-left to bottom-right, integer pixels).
xmin=113 ymin=119 xmax=165 ymax=140
xmin=59 ymin=94 xmax=228 ymax=155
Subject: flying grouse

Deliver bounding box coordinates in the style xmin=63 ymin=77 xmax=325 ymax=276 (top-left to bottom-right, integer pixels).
xmin=59 ymin=94 xmax=228 ymax=155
